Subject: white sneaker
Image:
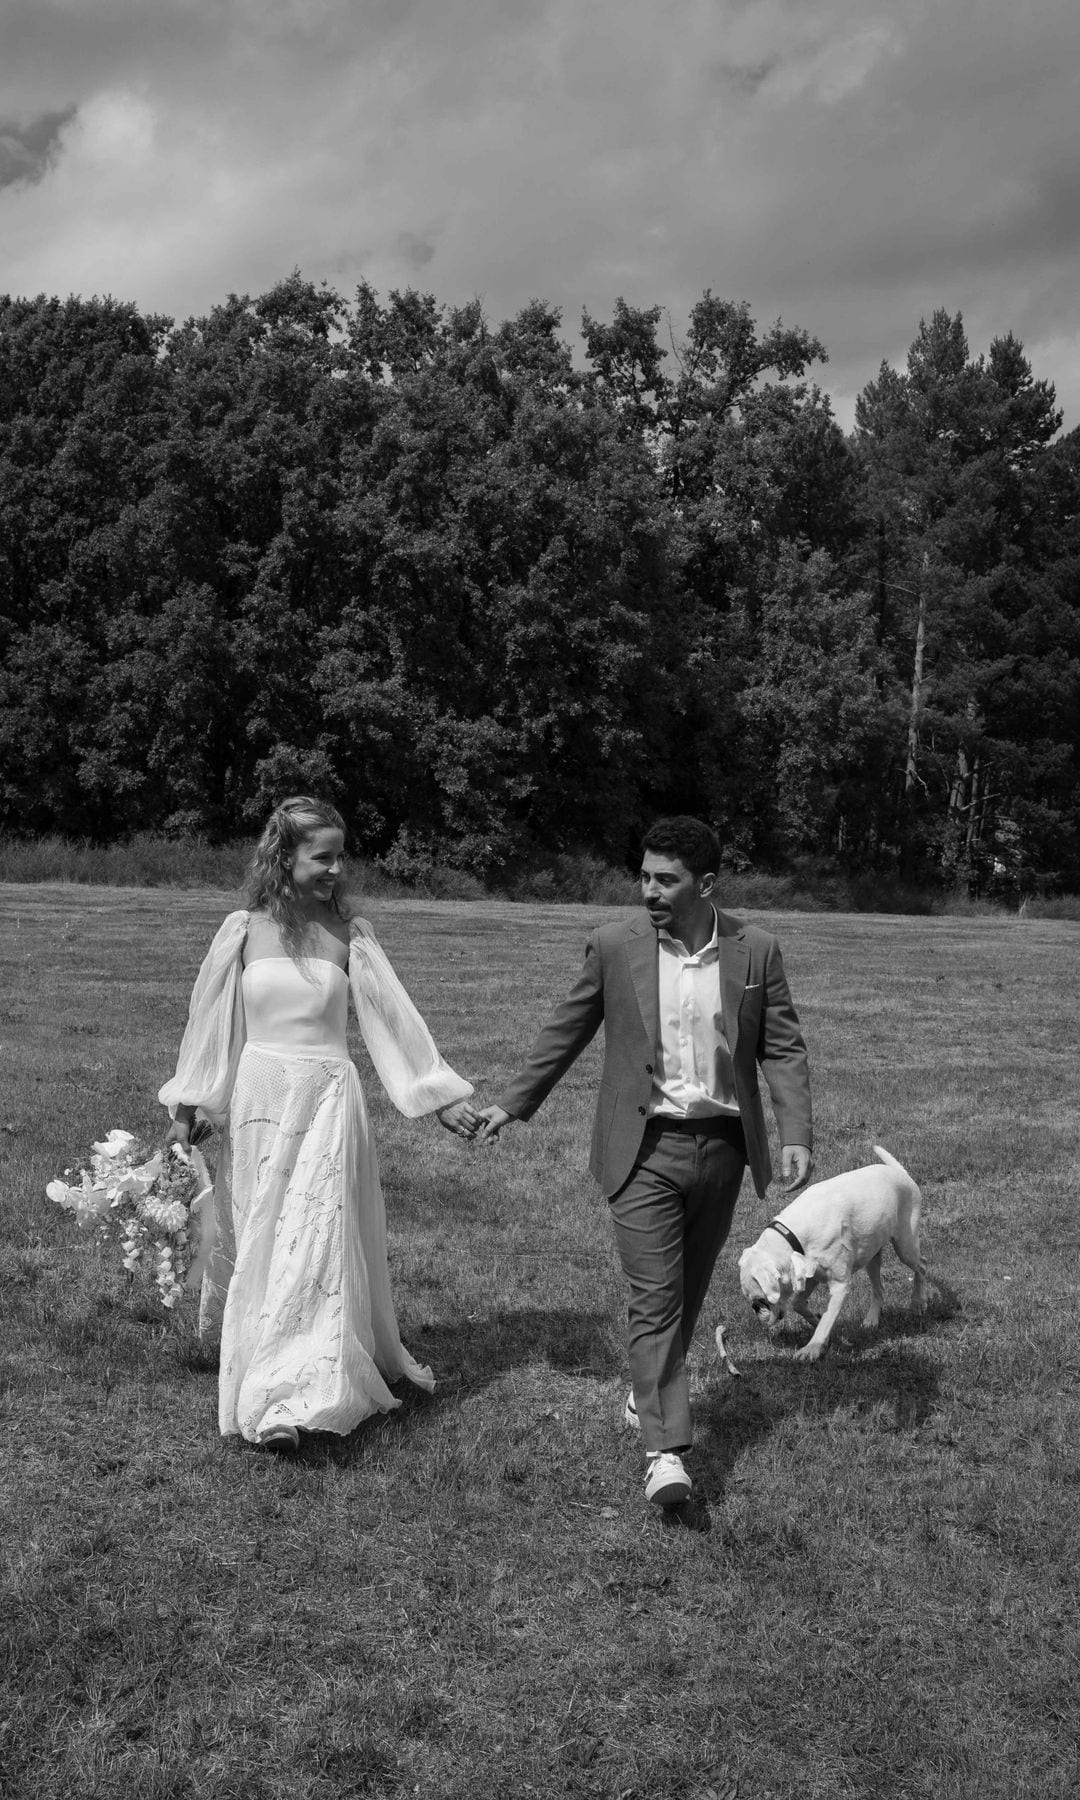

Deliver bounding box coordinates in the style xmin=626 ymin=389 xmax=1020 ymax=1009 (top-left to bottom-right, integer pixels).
xmin=623 ymin=1391 xmax=640 ymax=1430
xmin=644 ymin=1452 xmax=692 ymax=1507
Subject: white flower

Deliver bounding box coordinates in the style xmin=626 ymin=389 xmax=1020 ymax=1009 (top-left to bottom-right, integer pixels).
xmin=46 ymin=1174 xmax=112 ymax=1227
xmin=111 ymin=1157 xmax=161 ymax=1200
xmin=91 ymin=1129 xmax=137 ymax=1161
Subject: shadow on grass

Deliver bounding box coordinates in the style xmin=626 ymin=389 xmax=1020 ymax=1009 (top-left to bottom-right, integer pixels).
xmin=696 ymin=1336 xmax=943 ymax=1496
xmin=410 ymin=1304 xmax=619 ymax=1392
xmin=664 ymin=1293 xmax=964 ymax=1527
xmin=299 ymin=1303 xmax=619 ymax=1466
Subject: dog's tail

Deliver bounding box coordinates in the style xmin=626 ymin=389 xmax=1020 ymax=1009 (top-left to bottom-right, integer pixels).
xmin=873 ymin=1145 xmax=909 ymax=1176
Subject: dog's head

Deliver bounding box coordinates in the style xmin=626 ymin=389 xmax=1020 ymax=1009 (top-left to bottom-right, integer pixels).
xmin=738 ymin=1242 xmax=816 ymax=1328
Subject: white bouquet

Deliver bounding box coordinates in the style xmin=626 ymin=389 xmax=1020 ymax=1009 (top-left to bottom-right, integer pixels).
xmin=47 ymin=1128 xmax=213 ymax=1309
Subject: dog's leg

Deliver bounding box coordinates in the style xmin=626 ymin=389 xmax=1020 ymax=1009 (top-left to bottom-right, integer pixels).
xmin=892 ymin=1197 xmax=927 ymax=1315
xmin=786 ymin=1270 xmax=822 ymax=1333
xmin=792 ymin=1281 xmax=849 ymax=1362
xmin=787 ymin=1295 xmax=817 ymax=1336
xmin=864 ymin=1251 xmax=885 ymax=1329
xmin=894 ymin=1241 xmax=928 ymax=1314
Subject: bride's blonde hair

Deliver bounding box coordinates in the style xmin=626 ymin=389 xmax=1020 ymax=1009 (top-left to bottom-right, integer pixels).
xmin=242 ymin=795 xmax=352 ymax=957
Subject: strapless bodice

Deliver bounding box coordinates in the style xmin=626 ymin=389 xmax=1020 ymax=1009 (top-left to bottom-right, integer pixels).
xmin=241 ymin=957 xmax=349 ymax=1057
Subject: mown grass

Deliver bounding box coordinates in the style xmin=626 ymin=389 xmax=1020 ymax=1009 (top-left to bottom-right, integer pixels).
xmin=2 ymin=884 xmax=1079 ymax=1798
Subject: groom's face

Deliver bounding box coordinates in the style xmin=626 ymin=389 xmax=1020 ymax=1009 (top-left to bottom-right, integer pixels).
xmin=640 ymin=852 xmax=714 ymax=941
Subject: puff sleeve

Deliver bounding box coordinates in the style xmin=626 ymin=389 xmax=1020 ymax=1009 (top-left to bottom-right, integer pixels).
xmin=347 ymin=918 xmax=473 ymax=1117
xmin=158 ymin=911 xmax=249 ymax=1125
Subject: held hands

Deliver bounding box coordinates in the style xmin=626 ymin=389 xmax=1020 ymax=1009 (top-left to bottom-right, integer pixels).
xmin=780 ymin=1144 xmax=812 ymax=1192
xmin=475 ymin=1105 xmax=512 ymax=1144
xmin=436 ymin=1099 xmax=483 ymax=1141
xmin=436 ymin=1100 xmax=515 ymax=1143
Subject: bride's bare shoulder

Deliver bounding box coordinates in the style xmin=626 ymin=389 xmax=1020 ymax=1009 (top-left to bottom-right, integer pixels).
xmin=243 ymin=912 xmax=284 ymax=950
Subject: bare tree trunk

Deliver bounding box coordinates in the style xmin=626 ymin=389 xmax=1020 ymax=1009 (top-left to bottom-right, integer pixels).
xmin=941 ymin=741 xmax=970 ymax=887
xmin=965 ymin=757 xmax=982 ymax=855
xmin=948 ymin=747 xmax=968 ymax=820
xmin=905 ymin=576 xmax=927 ymax=794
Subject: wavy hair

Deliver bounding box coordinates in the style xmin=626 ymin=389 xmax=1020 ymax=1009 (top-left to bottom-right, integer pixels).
xmin=640 ymin=815 xmax=721 ymax=878
xmin=242 ymin=795 xmax=352 ymax=958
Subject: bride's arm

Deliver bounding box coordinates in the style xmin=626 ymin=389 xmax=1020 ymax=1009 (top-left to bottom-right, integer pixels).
xmin=158 ymin=911 xmax=249 ymax=1133
xmin=347 ymin=918 xmax=475 ymax=1118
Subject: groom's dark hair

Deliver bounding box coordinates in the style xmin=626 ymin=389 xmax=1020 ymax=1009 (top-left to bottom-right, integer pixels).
xmin=641 ymin=816 xmax=721 ymax=878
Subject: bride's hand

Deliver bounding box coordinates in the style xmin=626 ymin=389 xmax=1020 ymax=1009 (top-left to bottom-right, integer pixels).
xmin=437 ymin=1099 xmax=481 ymax=1140
xmin=166 ymin=1111 xmax=210 ymax=1151
xmin=166 ymin=1116 xmax=192 ymax=1151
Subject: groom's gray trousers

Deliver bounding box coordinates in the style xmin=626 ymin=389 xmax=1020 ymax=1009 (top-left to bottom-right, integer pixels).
xmin=608 ymin=1114 xmax=746 ymax=1453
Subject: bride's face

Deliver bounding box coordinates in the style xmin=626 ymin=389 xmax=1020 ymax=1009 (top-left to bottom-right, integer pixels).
xmin=289 ymin=826 xmax=345 ymax=907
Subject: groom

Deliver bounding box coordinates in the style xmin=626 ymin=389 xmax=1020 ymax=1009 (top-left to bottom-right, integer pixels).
xmin=477 ymin=816 xmax=812 ymax=1508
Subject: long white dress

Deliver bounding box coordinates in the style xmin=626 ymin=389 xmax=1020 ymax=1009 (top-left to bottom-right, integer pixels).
xmin=158 ymin=911 xmax=472 ymax=1442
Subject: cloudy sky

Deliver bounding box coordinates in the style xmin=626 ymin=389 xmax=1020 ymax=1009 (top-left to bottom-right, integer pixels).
xmin=2 ymin=0 xmax=1078 ymax=428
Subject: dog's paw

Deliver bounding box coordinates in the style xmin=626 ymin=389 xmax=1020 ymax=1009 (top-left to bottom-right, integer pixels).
xmin=792 ymin=1340 xmax=825 ymax=1363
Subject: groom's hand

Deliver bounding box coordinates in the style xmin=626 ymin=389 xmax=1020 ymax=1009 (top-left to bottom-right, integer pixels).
xmin=780 ymin=1144 xmax=812 ymax=1192
xmin=476 ymin=1104 xmax=512 ymax=1143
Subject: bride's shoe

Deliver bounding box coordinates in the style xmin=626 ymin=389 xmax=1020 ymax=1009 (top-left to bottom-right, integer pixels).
xmin=258 ymin=1422 xmax=300 ymax=1452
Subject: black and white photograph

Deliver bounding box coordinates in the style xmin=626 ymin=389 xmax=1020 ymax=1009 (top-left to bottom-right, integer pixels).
xmin=2 ymin=3 xmax=1078 ymax=1795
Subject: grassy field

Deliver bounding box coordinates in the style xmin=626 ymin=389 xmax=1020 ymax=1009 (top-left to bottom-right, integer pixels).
xmin=1 ymin=883 xmax=1079 ymax=1799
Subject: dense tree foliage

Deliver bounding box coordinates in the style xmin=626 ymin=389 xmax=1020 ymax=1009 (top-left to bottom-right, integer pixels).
xmin=853 ymin=311 xmax=1080 ymax=888
xmin=1 ymin=281 xmax=1077 ymax=891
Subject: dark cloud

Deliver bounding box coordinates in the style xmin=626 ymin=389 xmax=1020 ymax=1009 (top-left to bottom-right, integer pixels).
xmin=0 ymin=1 xmax=1077 ymax=428
xmin=397 ymin=231 xmax=437 ymax=269
xmin=711 ymin=58 xmax=781 ymax=96
xmin=0 ymin=107 xmax=76 ymax=189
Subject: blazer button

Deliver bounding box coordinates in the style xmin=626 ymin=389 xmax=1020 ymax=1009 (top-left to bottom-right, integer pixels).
xmin=638 ymin=1105 xmax=647 ymax=1116
xmin=645 ymin=1064 xmax=653 ymax=1074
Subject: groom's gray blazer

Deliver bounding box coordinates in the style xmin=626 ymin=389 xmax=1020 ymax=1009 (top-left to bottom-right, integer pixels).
xmin=497 ymin=908 xmax=812 ymax=1199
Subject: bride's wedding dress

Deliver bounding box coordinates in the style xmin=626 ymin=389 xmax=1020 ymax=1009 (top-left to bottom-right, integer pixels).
xmin=159 ymin=911 xmax=471 ymax=1442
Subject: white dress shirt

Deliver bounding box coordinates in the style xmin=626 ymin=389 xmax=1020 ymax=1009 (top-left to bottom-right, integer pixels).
xmin=649 ymin=909 xmax=739 ymax=1119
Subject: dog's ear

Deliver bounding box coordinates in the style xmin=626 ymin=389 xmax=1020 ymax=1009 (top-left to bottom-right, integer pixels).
xmin=741 ymin=1250 xmax=780 ymax=1305
xmin=790 ymin=1252 xmax=816 ymax=1294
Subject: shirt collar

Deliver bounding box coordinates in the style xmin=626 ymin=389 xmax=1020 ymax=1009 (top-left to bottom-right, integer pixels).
xmin=659 ymin=906 xmax=720 ymax=961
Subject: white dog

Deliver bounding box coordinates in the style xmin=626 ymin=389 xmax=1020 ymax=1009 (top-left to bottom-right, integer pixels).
xmin=735 ymin=1146 xmax=927 ymax=1362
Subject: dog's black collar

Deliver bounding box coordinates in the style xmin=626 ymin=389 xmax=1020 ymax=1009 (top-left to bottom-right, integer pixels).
xmin=766 ymin=1219 xmax=806 ymax=1257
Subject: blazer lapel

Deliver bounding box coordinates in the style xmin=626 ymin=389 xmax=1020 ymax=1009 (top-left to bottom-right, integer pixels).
xmin=625 ymin=921 xmax=659 ymax=1050
xmin=716 ymin=913 xmax=750 ymax=1053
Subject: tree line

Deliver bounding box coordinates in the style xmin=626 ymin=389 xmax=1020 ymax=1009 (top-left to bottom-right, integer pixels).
xmin=1 ymin=275 xmax=1078 ymax=893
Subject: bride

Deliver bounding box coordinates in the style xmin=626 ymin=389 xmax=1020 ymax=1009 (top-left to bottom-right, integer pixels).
xmin=159 ymin=795 xmax=479 ymax=1450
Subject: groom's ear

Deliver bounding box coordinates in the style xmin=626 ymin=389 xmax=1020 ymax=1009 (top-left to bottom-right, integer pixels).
xmin=699 ymin=870 xmax=717 ymax=898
